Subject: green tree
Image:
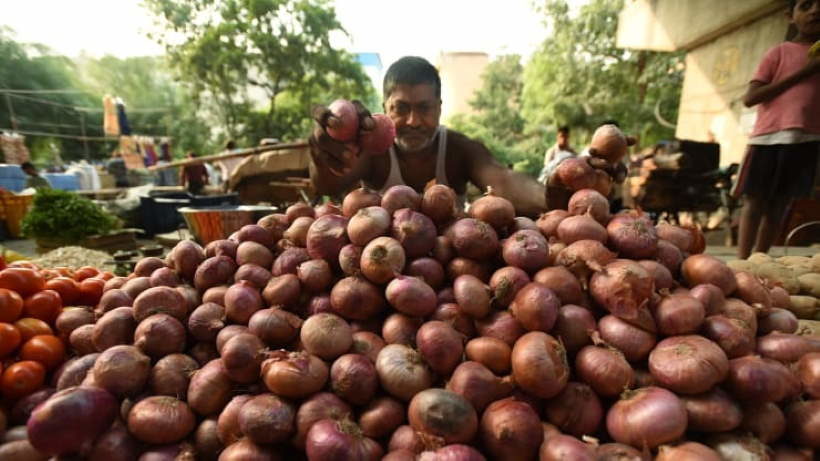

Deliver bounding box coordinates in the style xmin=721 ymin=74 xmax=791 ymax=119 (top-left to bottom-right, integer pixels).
xmin=143 ymin=0 xmax=377 ymax=144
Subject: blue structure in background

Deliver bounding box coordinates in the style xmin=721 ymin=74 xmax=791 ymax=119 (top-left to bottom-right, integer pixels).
xmin=355 ymin=53 xmax=383 ymax=94
xmin=0 ymin=165 xmax=29 ymax=192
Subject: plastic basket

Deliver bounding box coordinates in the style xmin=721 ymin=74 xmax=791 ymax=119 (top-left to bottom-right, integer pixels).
xmin=178 ymin=206 xmax=254 ymax=245
xmin=0 ymin=195 xmax=34 ymax=238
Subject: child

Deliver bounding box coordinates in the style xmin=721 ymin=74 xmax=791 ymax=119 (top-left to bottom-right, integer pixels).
xmin=734 ymin=0 xmax=820 ymax=258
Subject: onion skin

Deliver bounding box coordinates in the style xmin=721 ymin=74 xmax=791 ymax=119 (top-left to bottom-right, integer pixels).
xmin=489 ymin=266 xmax=530 ymax=308
xmin=361 ymin=236 xmax=405 ymax=284
xmin=590 ymin=259 xmax=654 ymax=321
xmin=216 ymin=325 xmax=249 ymax=353
xmin=263 ymin=273 xmax=301 ymax=309
xmin=392 ymin=209 xmax=437 ymax=259
xmin=722 ymin=298 xmax=758 ymax=332
xmin=351 ymin=331 xmax=385 ymax=363
xmin=575 ymin=343 xmax=634 ymax=398
xmin=689 ymin=283 xmax=725 ymax=316
xmin=330 ymin=276 xmax=385 ymax=321
xmin=150 ymin=354 xmax=199 ymax=399
xmin=219 ymin=438 xmax=281 ymax=461
xmin=557 ymin=214 xmax=607 ymax=244
xmin=297 ymin=259 xmax=333 ymax=293
xmin=409 ymin=388 xmax=478 ymax=444
xmin=127 ymin=396 xmax=195 ymax=445
xmin=376 ymin=344 xmax=433 ymax=401
xmin=221 ymin=333 xmax=265 ymax=384
xmin=556 ymin=157 xmax=597 ymax=191
xmin=405 ymin=257 xmax=446 ymax=289
xmin=447 ymin=361 xmax=514 ymax=412
xmin=358 ymin=397 xmax=406 ymax=439
xmin=681 ymin=254 xmax=737 ymax=295
xmin=286 ymin=201 xmax=315 ymax=223
xmin=454 ymin=274 xmax=492 ymax=319
xmin=539 ymin=433 xmax=596 ymax=461
xmin=798 ymin=352 xmax=820 ymax=399
xmin=293 ymin=393 xmax=353 ymax=449
xmin=606 ymin=386 xmax=687 ymax=450
xmin=449 ymin=218 xmax=501 ymax=261
xmin=422 ymin=184 xmax=457 ymax=224
xmin=386 ymin=275 xmax=437 ymax=317
xmin=653 ymin=294 xmax=705 ymax=335
xmin=501 ymin=230 xmax=549 ymax=273
xmin=465 ymin=337 xmax=511 ymax=374
xmin=594 ymin=443 xmax=646 ymax=461
xmin=92 ymin=345 xmax=151 ymax=398
xmin=757 ymin=331 xmax=820 ymax=363
xmin=261 ymin=351 xmax=328 ymax=399
xmin=447 ymin=257 xmax=492 ymax=283
xmin=382 ymin=185 xmax=421 ymax=215
xmin=330 ymin=354 xmax=378 ymax=406
xmin=238 ymin=393 xmax=296 ymax=445
xmin=656 ymin=442 xmax=721 ymax=461
xmin=476 ymin=310 xmax=526 ymax=346
xmin=306 ymin=214 xmax=350 ymax=263
xmin=273 ymin=247 xmax=311 ymax=276
xmin=568 ymin=189 xmax=610 ymax=224
xmin=382 ymin=313 xmax=423 ymax=345
xmin=188 ymin=359 xmax=233 ymax=416
xmin=511 ymin=332 xmax=569 ymax=399
xmin=598 ymin=315 xmax=656 ymax=362
xmin=188 ymin=302 xmax=226 ymax=342
xmin=533 ymin=266 xmax=584 ymax=305
xmin=134 ymin=313 xmax=187 ymax=359
xmin=536 ymin=210 xmax=569 ymax=239
xmin=786 ymin=400 xmax=820 ymax=449
xmin=431 ymin=304 xmax=477 ymax=339
xmin=339 ymin=244 xmax=363 ymax=276
xmin=509 ymin=282 xmax=560 ymax=332
xmin=638 ymin=260 xmax=675 ymax=291
xmin=343 ymin=187 xmax=382 ymax=217
xmin=656 ymin=223 xmax=692 ymax=253
xmin=469 ymin=188 xmax=516 ymax=233
xmin=681 ymin=388 xmax=742 ymax=432
xmin=544 ymin=382 xmax=603 ymax=437
xmin=416 ymin=321 xmax=464 ymax=376
xmin=741 ymin=402 xmax=786 ymax=443
xmin=607 ymin=215 xmax=659 ymax=260
xmin=300 ymin=313 xmax=353 ymax=361
xmin=56 ymin=354 xmax=98 ymax=391
xmin=480 ymin=397 xmax=543 ymax=461
xmin=552 ymin=305 xmax=596 ymax=355
xmin=727 ymin=355 xmax=799 ymax=402
xmin=27 ymin=387 xmax=118 ymax=456
xmin=248 ymin=308 xmax=302 ymax=347
xmin=702 ymin=314 xmax=756 ymax=358
xmin=648 ymin=335 xmax=728 ymax=394
xmin=735 ymin=271 xmax=772 ymax=308
xmin=306 ymin=418 xmax=383 ymax=461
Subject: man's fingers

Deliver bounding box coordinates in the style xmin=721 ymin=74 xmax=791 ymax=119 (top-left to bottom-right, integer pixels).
xmin=351 ymin=100 xmax=375 ymax=131
xmin=587 ymin=156 xmax=610 ymax=170
xmin=626 ymin=135 xmax=638 ymax=146
xmin=311 ymin=105 xmax=332 ymax=126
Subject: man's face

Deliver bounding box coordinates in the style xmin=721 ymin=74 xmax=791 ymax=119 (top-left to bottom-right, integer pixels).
xmin=792 ymin=0 xmax=820 ymax=36
xmin=383 ymin=83 xmax=442 ymax=153
xmin=557 ymin=131 xmax=569 ymax=148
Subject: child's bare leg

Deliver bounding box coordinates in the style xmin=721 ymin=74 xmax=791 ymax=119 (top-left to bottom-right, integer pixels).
xmin=737 ymin=195 xmax=764 ymax=259
xmin=754 ymin=193 xmax=792 ymax=254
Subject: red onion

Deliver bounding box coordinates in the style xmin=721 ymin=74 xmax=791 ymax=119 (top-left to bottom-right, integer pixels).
xmin=405 ymin=257 xmax=445 ymax=289
xmin=286 ymin=201 xmax=315 ymax=223
xmin=348 ymin=206 xmax=391 ymax=246
xmin=202 ymin=285 xmax=228 ymax=306
xmin=556 ymin=240 xmax=616 ymax=283
xmin=382 ymin=185 xmax=421 ymax=214
xmin=409 ymin=388 xmax=477 ymax=444
xmin=556 ymin=157 xmax=596 ymax=190
xmin=392 ymin=209 xmax=437 ymax=258
xmin=702 ymin=315 xmax=755 ymax=358
xmin=296 ymin=259 xmax=332 ymax=293
xmin=798 ymin=352 xmax=820 ymax=399
xmin=509 ymin=282 xmax=560 ymax=332
xmin=294 ymin=392 xmax=353 ymax=449
xmin=188 ymin=359 xmax=233 ymax=416
xmin=127 ymin=396 xmax=195 ymax=445
xmin=706 ymin=433 xmax=772 ymax=460
xmin=432 ymin=235 xmax=455 ymax=265
xmin=653 ymin=294 xmax=705 ymax=335
xmin=450 ymin=218 xmax=499 ymax=261
xmin=502 ymin=230 xmax=549 ymax=272
xmin=735 ymin=271 xmax=772 ymax=308
xmin=205 ymin=239 xmax=239 ymax=260
xmin=539 ymin=433 xmax=596 ymax=461
xmin=575 ymin=340 xmax=634 ymax=398
xmin=216 ymin=325 xmax=249 ymax=353
xmin=453 ymin=274 xmax=491 ymax=318
xmin=284 ymin=216 xmax=314 ymax=246
xmin=557 ymin=214 xmax=607 ymax=244
xmin=382 ymin=313 xmax=423 ymax=345
xmin=770 ymin=444 xmax=813 ymax=460
xmin=234 ymin=264 xmax=272 ymax=289
xmin=533 ymin=266 xmax=583 ymax=305
xmin=55 ymin=355 xmax=97 ymax=391
xmin=681 ymin=254 xmax=737 ymax=295
xmin=272 ymin=247 xmax=311 ymax=276
xmin=594 ymin=443 xmax=646 ymax=461
xmin=236 ymin=240 xmax=274 ymax=268
xmin=606 ymin=386 xmax=687 ymax=449
xmin=360 ymin=236 xmax=405 ymax=284
xmin=607 ymin=215 xmax=658 ymax=259
xmin=330 ymin=354 xmax=378 ymax=405
xmin=418 ymin=445 xmax=486 ymax=461
xmin=422 ymin=184 xmax=457 ymax=224
xmin=11 ymin=388 xmax=56 ymax=424
xmin=480 ymin=397 xmax=543 ymax=460
xmin=134 ymin=313 xmax=187 ymax=358
xmin=552 ymin=304 xmax=596 ymax=354
xmin=536 ymin=210 xmax=569 ymax=240
xmin=544 ymin=382 xmax=603 ymax=437
xmin=315 ymin=202 xmax=342 ymax=218
xmin=741 ymin=402 xmax=785 ymax=443
xmin=338 ymin=244 xmax=363 ymax=276
xmin=568 ymin=189 xmax=610 ymax=224
xmin=438 ymin=286 xmax=456 ymax=304
xmin=727 ymin=355 xmax=798 ymax=402
xmin=306 ymin=214 xmax=349 ymax=262
xmin=261 ymin=351 xmax=328 ymax=399
xmin=219 ymin=395 xmax=253 ymax=446
xmin=590 ymin=259 xmax=654 ymax=321
xmin=219 ymin=438 xmax=279 ymax=460
xmin=221 ymin=333 xmax=265 ymax=383
xmin=376 ymin=344 xmax=433 ymax=401
xmin=89 ymin=421 xmax=141 ymax=461
xmin=300 ymin=313 xmax=352 ymax=360
xmin=770 ymin=286 xmax=791 ymax=308
xmin=758 ymin=308 xmax=799 ymax=334
xmin=330 ymin=276 xmax=385 ymax=320
xmin=343 ymin=186 xmax=382 ymax=217
xmin=723 ymin=297 xmax=758 ymax=332
xmin=306 ymin=418 xmax=383 ymax=461
xmin=465 ymin=337 xmax=511 ymax=374
xmin=92 ymin=345 xmax=151 ymax=398
xmin=513 ymin=216 xmax=538 ymax=232
xmin=236 ymin=223 xmax=276 ymax=248
xmin=447 ymin=361 xmax=514 ymax=412
xmin=27 ymin=387 xmax=118 ymax=456
xmin=351 ymin=331 xmax=385 ymax=363
xmin=359 ymin=397 xmax=406 ymax=439
xmin=248 ymin=307 xmax=302 ymax=347
xmin=656 ymin=223 xmax=692 ymax=252
xmin=681 ymin=388 xmax=742 ymax=432
xmin=638 ymin=260 xmax=674 ymax=290
xmin=598 ymin=314 xmax=656 ymax=362
xmin=655 ymin=239 xmax=684 ymax=275
xmin=238 ymin=393 xmax=296 ymax=445
xmin=511 ymin=332 xmax=569 ymax=398
xmin=757 ymin=331 xmax=820 ymax=363
xmin=447 ymin=257 xmax=492 ymax=283
xmin=193 ymin=256 xmax=238 ymax=293
xmin=469 ymin=187 xmax=515 ymax=232
xmin=648 ymin=335 xmax=728 ymax=394
xmin=387 ymin=275 xmax=437 ymax=317
xmin=786 ymin=400 xmax=820 ymax=448
xmin=689 ymin=283 xmax=725 ymax=315
xmin=189 ymin=342 xmax=219 ymax=366
xmin=133 ymin=286 xmax=187 ymax=322
xmin=475 ymin=310 xmax=525 ymax=346
xmin=150 ymin=354 xmax=198 ymax=399
xmin=656 ymin=442 xmax=720 ymax=461
xmin=489 ymin=266 xmax=530 ymax=307
xmin=98 ymin=289 xmax=133 ymax=313
xmin=416 ymin=321 xmax=464 ymax=376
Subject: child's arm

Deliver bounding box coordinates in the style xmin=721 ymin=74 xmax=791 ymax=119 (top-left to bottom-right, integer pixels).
xmin=743 ymin=57 xmax=820 ymax=107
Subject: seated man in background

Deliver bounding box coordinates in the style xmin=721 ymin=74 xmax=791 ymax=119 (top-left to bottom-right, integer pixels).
xmin=21 ymin=162 xmax=51 ymax=189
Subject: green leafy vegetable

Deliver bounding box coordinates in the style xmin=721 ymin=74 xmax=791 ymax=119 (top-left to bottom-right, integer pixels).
xmin=22 ymin=189 xmax=119 ymax=240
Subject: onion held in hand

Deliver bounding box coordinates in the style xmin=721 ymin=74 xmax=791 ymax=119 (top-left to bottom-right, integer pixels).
xmin=359 ymin=113 xmax=396 ymax=154
xmin=326 ymin=99 xmax=359 ymax=142
xmin=556 ymin=157 xmax=596 ymax=191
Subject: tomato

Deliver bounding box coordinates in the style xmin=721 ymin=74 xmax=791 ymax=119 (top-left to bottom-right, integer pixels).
xmin=73 ymin=266 xmax=100 ymax=282
xmin=0 ymin=323 xmax=21 ymax=357
xmin=0 ymin=268 xmax=45 ymax=297
xmin=0 ymin=288 xmax=23 ymax=323
xmin=55 ymin=267 xmax=75 ymax=278
xmin=98 ymin=271 xmax=115 ymax=281
xmin=14 ymin=318 xmax=53 ymax=342
xmin=39 ymin=269 xmax=60 ymax=281
xmin=78 ymin=278 xmax=105 ymax=306
xmin=8 ymin=261 xmax=38 ymax=270
xmin=1 ymin=361 xmax=45 ymax=399
xmin=20 ymin=335 xmax=65 ymax=370
xmin=23 ymin=290 xmax=62 ymax=324
xmin=45 ymin=277 xmax=80 ymax=306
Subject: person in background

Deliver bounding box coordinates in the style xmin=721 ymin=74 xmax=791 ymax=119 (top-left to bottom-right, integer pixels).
xmin=106 ymin=152 xmax=128 ymax=188
xmin=217 ymin=140 xmax=243 ymax=192
xmin=734 ymin=0 xmax=820 ymax=259
xmin=538 ymin=126 xmax=576 ymax=183
xmin=155 ymin=144 xmax=178 ymax=187
xmin=180 ymin=151 xmax=209 ymax=195
xmin=20 ymin=162 xmax=51 ymax=189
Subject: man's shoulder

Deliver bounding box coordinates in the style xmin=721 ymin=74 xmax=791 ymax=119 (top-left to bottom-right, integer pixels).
xmin=445 ymin=129 xmax=489 ymax=155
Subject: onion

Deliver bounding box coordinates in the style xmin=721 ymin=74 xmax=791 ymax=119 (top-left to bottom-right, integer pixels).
xmin=202 ymin=285 xmax=228 ymax=306
xmin=681 ymin=254 xmax=737 ymax=295
xmin=382 ymin=313 xmax=423 ymax=345
xmin=405 ymin=257 xmax=445 ymax=289
xmin=430 ymin=303 xmax=476 ymax=338
xmin=187 ymin=359 xmax=233 ymax=416
xmin=351 ymin=331 xmax=385 ymax=363
xmin=238 ymin=393 xmax=296 ymax=445
xmin=330 ymin=276 xmax=385 ymax=320
xmin=648 ymin=335 xmax=728 ymax=394
xmin=511 ymin=332 xmax=569 ymax=398
xmin=392 ymin=209 xmax=437 ymax=258
xmin=702 ymin=314 xmax=756 ymax=358
xmin=92 ymin=306 xmax=135 ymax=352
xmin=219 ymin=438 xmax=279 ymax=460
xmin=556 ymin=157 xmax=596 ymax=190
xmin=418 ymin=445 xmax=487 ymax=461
xmin=447 ymin=257 xmax=492 ymax=283
xmin=509 ymin=282 xmax=560 ymax=332
xmin=315 ymin=201 xmax=342 ymax=218
xmin=556 ymin=240 xmax=616 ymax=284
xmin=557 ymin=214 xmax=607 ymax=244
xmin=590 ymin=259 xmax=654 ymax=320
xmin=0 ymin=440 xmax=48 ymax=460
xmin=360 ymin=236 xmax=405 ymax=284
xmin=236 ymin=223 xmax=276 ymax=248
xmin=706 ymin=433 xmax=772 ymax=460
xmin=272 ymin=247 xmax=311 ymax=276
xmin=757 ymin=331 xmax=820 ymax=363
xmin=339 ymin=244 xmax=363 ymax=276
xmin=532 ymin=267 xmax=583 ymax=306
xmin=465 ymin=337 xmax=511 ymax=374
xmin=799 ymin=352 xmax=820 ymax=399
xmin=409 ymin=388 xmax=477 ymax=444
xmin=735 ymin=271 xmax=772 ymax=308
xmin=92 ymin=345 xmax=151 ymax=398
xmin=294 ymin=393 xmax=353 ymax=449
xmin=605 ymin=215 xmax=658 ymax=260
xmin=306 ymin=418 xmax=383 ymax=461
xmin=343 ymin=186 xmax=382 ymax=217
xmin=387 ymin=275 xmax=437 ymax=317
xmin=98 ymin=289 xmax=133 ymax=313
xmin=606 ymin=386 xmax=687 ymax=449
xmin=432 ymin=235 xmax=455 ymax=265
xmin=480 ymin=397 xmax=543 ymax=460
xmin=382 ymin=185 xmax=421 ymax=214
xmin=237 ymin=240 xmax=275 ymax=268
xmin=134 ymin=313 xmax=187 ymax=359
xmin=127 ymin=396 xmax=195 ymax=445
xmin=454 ymin=275 xmax=492 ymax=318
xmin=536 ymin=210 xmax=569 ymax=240
xmin=723 ymin=297 xmax=758 ymax=332
xmin=656 ymin=442 xmax=720 ymax=461
xmin=221 ymin=333 xmax=265 ymax=383
xmin=234 ymin=264 xmax=272 ymax=290
xmin=598 ymin=314 xmax=656 ymax=362
xmin=263 ymin=274 xmax=301 ymax=309
xmin=489 ymin=266 xmax=530 ymax=307
xmin=55 ymin=355 xmax=97 ymax=391
xmin=475 ymin=310 xmax=525 ymax=346
xmin=376 ymin=344 xmax=433 ymax=401
xmin=215 ymin=325 xmax=249 ymax=353
xmin=575 ymin=341 xmax=634 ymax=398
xmin=89 ymin=421 xmax=141 ymax=461
xmin=283 ymin=217 xmax=314 ymax=247
xmin=150 ymin=354 xmax=198 ymax=399
xmin=416 ymin=320 xmax=464 ymax=376
xmin=296 ymin=259 xmax=333 ymax=293
xmin=656 ymin=223 xmax=692 ymax=253
xmin=286 ymin=201 xmax=316 ymax=223
xmin=594 ymin=443 xmax=646 ymax=461
xmin=552 ymin=305 xmax=596 ymax=355
xmin=770 ymin=444 xmax=813 ymax=460
xmin=388 ymin=425 xmax=424 ymax=453
xmin=689 ymin=283 xmax=725 ymax=316
xmin=450 ymin=218 xmax=500 ymax=261
xmin=422 ymin=184 xmax=457 ymax=224
xmin=502 ymin=230 xmax=549 ymax=272
xmin=727 ymin=355 xmax=799 ymax=402
xmin=189 ymin=342 xmax=219 ymax=366
xmin=685 ymin=225 xmax=706 ymax=254
xmin=568 ymin=189 xmax=609 ymax=224
xmin=539 ymin=433 xmax=596 ymax=461
xmin=681 ymin=388 xmax=742 ymax=432
xmin=512 ymin=216 xmax=538 ymax=232
xmin=329 ymin=354 xmax=378 ymax=406
xmin=638 ymin=260 xmax=675 ymax=291
xmin=469 ymin=187 xmax=515 ymax=232
xmin=55 ymin=307 xmax=95 ymax=338
xmin=653 ymin=294 xmax=705 ymax=335
xmin=206 ymin=239 xmax=239 ymax=260
xmin=786 ymin=400 xmax=820 ymax=449
xmin=741 ymin=402 xmax=785 ymax=443
xmin=300 ymin=313 xmax=352 ymax=360
xmin=348 ymin=206 xmax=391 ymax=246
xmin=359 ymin=397 xmax=406 ymax=439
xmin=447 ymin=361 xmax=514 ymax=412
xmin=306 ymin=214 xmax=350 ymax=262
xmin=261 ymin=351 xmax=328 ymax=399
xmin=249 ymin=307 xmax=302 ymax=347
xmin=438 ymin=287 xmax=456 ymax=304
xmin=27 ymin=387 xmax=118 ymax=456
xmin=770 ymin=286 xmax=791 ymax=308
xmin=655 ymin=239 xmax=684 ymax=275
xmin=758 ymin=308 xmax=799 ymax=334
xmin=544 ymin=382 xmax=603 ymax=437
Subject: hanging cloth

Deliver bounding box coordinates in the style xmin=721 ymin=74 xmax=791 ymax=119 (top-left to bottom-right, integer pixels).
xmin=143 ymin=139 xmax=158 ymax=167
xmin=116 ymin=98 xmax=132 ymax=135
xmin=103 ymin=96 xmax=119 ymax=137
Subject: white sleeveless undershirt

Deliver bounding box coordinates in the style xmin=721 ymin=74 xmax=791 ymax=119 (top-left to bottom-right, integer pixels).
xmin=381 ymin=125 xmax=449 ymax=192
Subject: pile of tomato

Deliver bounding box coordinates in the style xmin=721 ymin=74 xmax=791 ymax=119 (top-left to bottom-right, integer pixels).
xmin=0 ymin=264 xmax=110 ymax=401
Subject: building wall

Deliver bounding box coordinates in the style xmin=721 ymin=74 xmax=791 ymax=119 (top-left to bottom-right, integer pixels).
xmin=436 ymin=52 xmax=489 ymax=123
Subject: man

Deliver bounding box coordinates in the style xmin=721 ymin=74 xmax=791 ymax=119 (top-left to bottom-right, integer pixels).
xmin=21 ymin=162 xmax=51 ymax=189
xmin=179 ymin=151 xmax=209 ymax=195
xmin=106 ymin=152 xmax=129 ymax=188
xmin=538 ymin=126 xmax=576 ymax=183
xmin=217 ymin=140 xmax=242 ymax=191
